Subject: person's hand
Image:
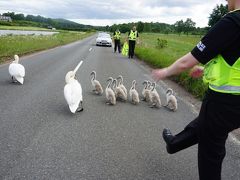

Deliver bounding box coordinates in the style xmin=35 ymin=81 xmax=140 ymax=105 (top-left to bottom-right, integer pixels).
xmin=189 ymin=65 xmax=204 ymax=78
xmin=151 ymin=68 xmax=168 ymax=82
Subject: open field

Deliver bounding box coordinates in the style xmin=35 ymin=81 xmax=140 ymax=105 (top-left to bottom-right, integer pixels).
xmin=134 ymin=33 xmax=207 ymax=99
xmin=0 ymin=25 xmax=51 ymax=31
xmin=0 ymin=31 xmax=93 ymax=63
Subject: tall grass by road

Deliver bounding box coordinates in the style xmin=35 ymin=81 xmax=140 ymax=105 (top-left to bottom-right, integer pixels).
xmin=0 ymin=31 xmax=93 ymax=63
xmin=135 ymin=33 xmax=207 ymax=99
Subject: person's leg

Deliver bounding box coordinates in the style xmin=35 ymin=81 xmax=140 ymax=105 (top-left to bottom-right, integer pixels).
xmin=131 ymin=41 xmax=136 ymax=58
xmin=163 ymin=117 xmax=199 ymax=154
xmin=197 ymin=100 xmax=240 ymax=180
xmin=117 ymin=40 xmax=121 ymax=53
xmin=128 ymin=40 xmax=132 ymax=58
xmin=114 ymin=40 xmax=117 ymax=52
xmin=162 ymin=98 xmax=211 ymax=154
xmin=129 ymin=40 xmax=134 ymax=58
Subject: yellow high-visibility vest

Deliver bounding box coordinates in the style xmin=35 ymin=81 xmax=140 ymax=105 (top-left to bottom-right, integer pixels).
xmin=203 ymin=55 xmax=240 ymax=94
xmin=128 ymin=30 xmax=137 ymax=41
xmin=114 ymin=31 xmax=121 ymax=40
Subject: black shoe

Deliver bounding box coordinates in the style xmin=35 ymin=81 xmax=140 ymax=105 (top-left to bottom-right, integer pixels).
xmin=162 ymin=128 xmax=198 ymax=154
xmin=162 ymin=128 xmax=176 ymax=154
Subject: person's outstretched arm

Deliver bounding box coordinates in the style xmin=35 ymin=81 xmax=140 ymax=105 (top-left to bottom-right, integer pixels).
xmin=152 ymin=53 xmax=202 ymax=81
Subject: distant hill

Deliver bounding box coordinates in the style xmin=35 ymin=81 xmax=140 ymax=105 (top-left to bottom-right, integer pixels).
xmin=0 ymin=12 xmax=99 ymax=31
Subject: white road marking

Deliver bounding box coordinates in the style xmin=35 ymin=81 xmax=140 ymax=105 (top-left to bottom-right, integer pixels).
xmin=89 ymin=48 xmax=93 ymax=52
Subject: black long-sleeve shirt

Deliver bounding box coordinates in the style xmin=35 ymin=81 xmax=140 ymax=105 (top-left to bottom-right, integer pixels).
xmin=191 ymin=10 xmax=240 ymax=66
xmin=191 ymin=9 xmax=240 ymax=102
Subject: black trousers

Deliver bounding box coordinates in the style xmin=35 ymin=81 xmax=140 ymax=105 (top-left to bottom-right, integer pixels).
xmin=114 ymin=39 xmax=121 ymax=53
xmin=128 ymin=40 xmax=136 ymax=58
xmin=173 ymin=93 xmax=240 ymax=180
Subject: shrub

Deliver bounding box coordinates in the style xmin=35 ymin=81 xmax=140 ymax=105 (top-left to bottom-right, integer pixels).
xmin=156 ymin=38 xmax=168 ymax=49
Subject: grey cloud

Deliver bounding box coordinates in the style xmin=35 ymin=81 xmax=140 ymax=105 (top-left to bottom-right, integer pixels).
xmin=142 ymin=0 xmax=201 ymax=8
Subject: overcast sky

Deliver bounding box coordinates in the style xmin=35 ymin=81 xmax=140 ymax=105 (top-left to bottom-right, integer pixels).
xmin=0 ymin=0 xmax=226 ymax=27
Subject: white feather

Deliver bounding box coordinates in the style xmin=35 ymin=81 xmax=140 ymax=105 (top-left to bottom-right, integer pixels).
xmin=9 ymin=63 xmax=25 ymax=84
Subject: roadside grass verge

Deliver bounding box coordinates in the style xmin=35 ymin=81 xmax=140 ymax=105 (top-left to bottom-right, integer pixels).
xmin=0 ymin=31 xmax=93 ymax=64
xmin=134 ymin=33 xmax=207 ymax=99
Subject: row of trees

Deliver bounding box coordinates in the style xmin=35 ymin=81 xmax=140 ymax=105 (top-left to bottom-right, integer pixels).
xmin=107 ymin=18 xmax=205 ymax=35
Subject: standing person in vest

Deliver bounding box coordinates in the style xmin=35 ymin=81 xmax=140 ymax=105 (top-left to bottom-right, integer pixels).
xmin=152 ymin=0 xmax=240 ymax=179
xmin=128 ymin=25 xmax=139 ymax=58
xmin=113 ymin=29 xmax=121 ymax=53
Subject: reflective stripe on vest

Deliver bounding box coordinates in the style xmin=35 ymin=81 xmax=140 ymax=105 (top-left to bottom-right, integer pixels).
xmin=209 ymin=84 xmax=240 ymax=93
xmin=114 ymin=31 xmax=121 ymax=40
xmin=203 ymin=55 xmax=240 ymax=94
xmin=129 ymin=30 xmax=137 ymax=41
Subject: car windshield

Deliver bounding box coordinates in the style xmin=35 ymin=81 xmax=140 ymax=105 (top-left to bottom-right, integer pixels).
xmin=98 ymin=33 xmax=110 ymax=38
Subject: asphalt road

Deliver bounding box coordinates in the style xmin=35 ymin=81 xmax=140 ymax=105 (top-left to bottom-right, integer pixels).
xmin=0 ymin=35 xmax=239 ymax=180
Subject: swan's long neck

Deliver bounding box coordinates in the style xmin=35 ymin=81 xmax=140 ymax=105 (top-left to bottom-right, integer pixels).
xmin=112 ymin=79 xmax=117 ymax=89
xmin=147 ymin=82 xmax=151 ymax=90
xmin=118 ymin=76 xmax=123 ymax=85
xmin=91 ymin=72 xmax=96 ymax=81
xmin=143 ymin=82 xmax=147 ymax=89
xmin=131 ymin=81 xmax=136 ymax=90
xmin=107 ymin=79 xmax=112 ymax=88
xmin=14 ymin=55 xmax=19 ymax=63
xmin=117 ymin=80 xmax=121 ymax=87
xmin=151 ymin=83 xmax=156 ymax=91
xmin=166 ymin=89 xmax=173 ymax=95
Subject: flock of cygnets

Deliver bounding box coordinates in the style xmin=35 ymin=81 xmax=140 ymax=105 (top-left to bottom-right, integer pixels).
xmin=90 ymin=70 xmax=178 ymax=111
xmin=8 ymin=55 xmax=178 ymax=114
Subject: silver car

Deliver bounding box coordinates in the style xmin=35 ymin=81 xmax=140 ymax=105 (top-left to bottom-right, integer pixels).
xmin=96 ymin=33 xmax=112 ymax=47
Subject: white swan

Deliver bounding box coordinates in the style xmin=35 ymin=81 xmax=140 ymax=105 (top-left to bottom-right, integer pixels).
xmin=112 ymin=79 xmax=127 ymax=101
xmin=105 ymin=77 xmax=116 ymax=105
xmin=150 ymin=82 xmax=161 ymax=108
xmin=117 ymin=75 xmax=127 ymax=97
xmin=8 ymin=55 xmax=25 ymax=84
xmin=129 ymin=80 xmax=140 ymax=105
xmin=90 ymin=71 xmax=103 ymax=95
xmin=165 ymin=88 xmax=178 ymax=111
xmin=64 ymin=61 xmax=84 ymax=113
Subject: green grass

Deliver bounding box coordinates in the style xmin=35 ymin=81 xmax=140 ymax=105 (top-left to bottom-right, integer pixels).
xmin=0 ymin=25 xmax=51 ymax=31
xmin=134 ymin=33 xmax=207 ymax=99
xmin=0 ymin=31 xmax=93 ymax=63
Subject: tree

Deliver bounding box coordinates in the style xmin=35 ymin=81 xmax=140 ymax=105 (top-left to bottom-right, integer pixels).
xmin=143 ymin=23 xmax=151 ymax=32
xmin=14 ymin=13 xmax=25 ymax=20
xmin=3 ymin=12 xmax=15 ymax=19
xmin=174 ymin=20 xmax=184 ymax=35
xmin=137 ymin=21 xmax=144 ymax=33
xmin=208 ymin=4 xmax=228 ymax=27
xmin=183 ymin=18 xmax=196 ymax=35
